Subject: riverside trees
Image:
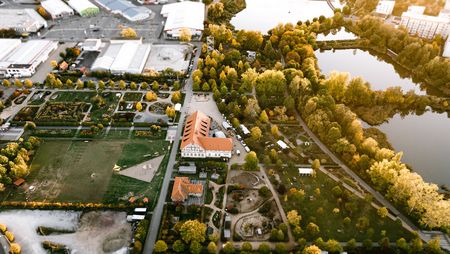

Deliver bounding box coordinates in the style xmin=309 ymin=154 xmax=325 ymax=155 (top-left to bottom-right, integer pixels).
xmin=197 ymin=8 xmax=450 ymax=232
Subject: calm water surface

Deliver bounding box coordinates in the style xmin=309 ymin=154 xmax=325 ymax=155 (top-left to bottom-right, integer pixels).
xmin=232 ymin=1 xmax=449 ymax=187
xmin=231 ymin=0 xmax=335 ymax=33
xmin=376 ymin=112 xmax=450 ymax=187
xmin=316 ymin=49 xmax=425 ymax=94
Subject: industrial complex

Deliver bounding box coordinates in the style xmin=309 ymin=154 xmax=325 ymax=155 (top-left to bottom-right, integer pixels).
xmin=161 ymin=1 xmax=205 ymax=40
xmin=0 ymin=39 xmax=57 ymax=78
xmin=41 ymin=0 xmax=75 ymax=19
xmin=91 ymin=39 xmax=151 ymax=74
xmin=67 ymin=0 xmax=100 ymax=17
xmin=95 ymin=0 xmax=152 ymax=21
xmin=0 ymin=9 xmax=47 ymax=33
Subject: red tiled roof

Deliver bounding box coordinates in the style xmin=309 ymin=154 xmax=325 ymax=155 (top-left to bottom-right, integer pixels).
xmin=180 ymin=111 xmax=232 ymax=152
xmin=171 ymin=177 xmax=203 ymax=202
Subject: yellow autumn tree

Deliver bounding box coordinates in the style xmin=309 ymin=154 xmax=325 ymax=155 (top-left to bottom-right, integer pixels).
xmin=179 ymin=28 xmax=192 ymax=42
xmin=135 ymin=102 xmax=143 ymax=112
xmin=166 ymin=106 xmax=176 ymax=118
xmin=120 ymin=27 xmax=137 ymax=38
xmin=10 ymin=243 xmax=21 ymax=254
xmin=145 ymin=91 xmax=157 ymax=101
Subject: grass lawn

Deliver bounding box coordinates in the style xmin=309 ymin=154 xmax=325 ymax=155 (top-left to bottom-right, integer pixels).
xmin=105 ymin=130 xmax=131 ymax=139
xmin=116 ymin=139 xmax=169 ymax=168
xmin=0 ymin=140 xmax=122 ymax=203
xmin=0 ymin=138 xmax=170 ymax=207
xmin=50 ymin=91 xmax=96 ymax=102
xmin=205 ymin=185 xmax=213 ymax=205
xmin=103 ymin=154 xmax=168 ymax=209
xmin=275 ymin=168 xmax=414 ymax=242
xmin=123 ymin=92 xmax=143 ymax=101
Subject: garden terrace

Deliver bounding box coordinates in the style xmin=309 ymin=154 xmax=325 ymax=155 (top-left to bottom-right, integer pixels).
xmin=35 ymin=102 xmax=87 ymax=122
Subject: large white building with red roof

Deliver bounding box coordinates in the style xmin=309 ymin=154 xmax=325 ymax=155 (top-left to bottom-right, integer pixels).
xmin=180 ymin=111 xmax=233 ymax=159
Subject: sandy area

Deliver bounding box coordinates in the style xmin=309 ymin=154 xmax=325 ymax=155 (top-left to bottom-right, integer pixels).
xmin=0 ymin=210 xmax=131 ymax=254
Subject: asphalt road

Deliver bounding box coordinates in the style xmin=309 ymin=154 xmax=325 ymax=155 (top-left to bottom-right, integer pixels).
xmin=142 ymin=41 xmax=201 ymax=254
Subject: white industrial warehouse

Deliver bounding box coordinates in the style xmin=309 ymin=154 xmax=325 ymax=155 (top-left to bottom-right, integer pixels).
xmin=0 ymin=9 xmax=48 ymax=33
xmin=95 ymin=0 xmax=151 ymax=21
xmin=160 ymin=1 xmax=205 ymax=40
xmin=0 ymin=39 xmax=58 ymax=78
xmin=68 ymin=0 xmax=100 ymax=17
xmin=91 ymin=40 xmax=151 ymax=74
xmin=41 ymin=0 xmax=74 ymax=19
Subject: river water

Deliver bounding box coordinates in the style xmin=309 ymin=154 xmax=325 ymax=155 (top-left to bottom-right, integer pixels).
xmin=377 ymin=112 xmax=450 ymax=187
xmin=316 ymin=49 xmax=425 ymax=94
xmin=230 ymin=0 xmax=449 ymax=187
xmin=316 ymin=49 xmax=449 ymax=187
xmin=231 ymin=0 xmax=335 ymax=33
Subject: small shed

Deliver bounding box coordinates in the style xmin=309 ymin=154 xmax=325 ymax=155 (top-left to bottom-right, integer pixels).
xmin=59 ymin=61 xmax=68 ymax=71
xmin=277 ymin=140 xmax=289 ymax=150
xmin=298 ymin=168 xmax=313 ymax=176
xmin=13 ymin=178 xmax=25 ymax=187
xmin=223 ymin=229 xmax=231 ymax=240
xmin=174 ymin=103 xmax=181 ymax=111
xmin=179 ymin=165 xmax=197 ymax=174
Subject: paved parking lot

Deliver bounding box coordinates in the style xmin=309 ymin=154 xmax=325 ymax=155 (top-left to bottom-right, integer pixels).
xmin=0 ymin=0 xmax=171 ymax=42
xmin=187 ymin=93 xmax=249 ymax=163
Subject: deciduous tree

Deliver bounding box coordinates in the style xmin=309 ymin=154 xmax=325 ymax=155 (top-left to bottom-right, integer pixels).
xmin=120 ymin=27 xmax=137 ymax=38
xmin=154 ymin=240 xmax=168 ymax=253
xmin=180 ymin=220 xmax=206 ymax=244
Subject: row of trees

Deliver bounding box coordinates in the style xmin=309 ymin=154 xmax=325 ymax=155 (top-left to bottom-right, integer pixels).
xmin=0 ymin=224 xmax=21 ymax=254
xmin=350 ymin=16 xmax=450 ymax=96
xmin=323 ymin=71 xmax=450 ymax=124
xmin=42 ymin=74 xmax=181 ymax=91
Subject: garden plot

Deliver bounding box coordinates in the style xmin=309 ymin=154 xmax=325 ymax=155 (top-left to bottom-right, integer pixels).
xmin=35 ymin=102 xmax=88 ymax=122
xmin=229 ymin=171 xmax=263 ymax=188
xmin=0 ymin=210 xmax=131 ymax=254
xmin=226 ymin=189 xmax=269 ymax=213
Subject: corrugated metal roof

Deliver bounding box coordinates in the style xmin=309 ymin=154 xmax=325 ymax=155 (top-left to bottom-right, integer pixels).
xmin=163 ymin=1 xmax=205 ymax=31
xmin=3 ymin=40 xmax=56 ymax=65
xmin=41 ymin=0 xmax=73 ymax=15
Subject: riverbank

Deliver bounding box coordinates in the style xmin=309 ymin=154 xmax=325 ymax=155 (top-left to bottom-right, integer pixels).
xmin=317 ymin=38 xmax=450 ymax=97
